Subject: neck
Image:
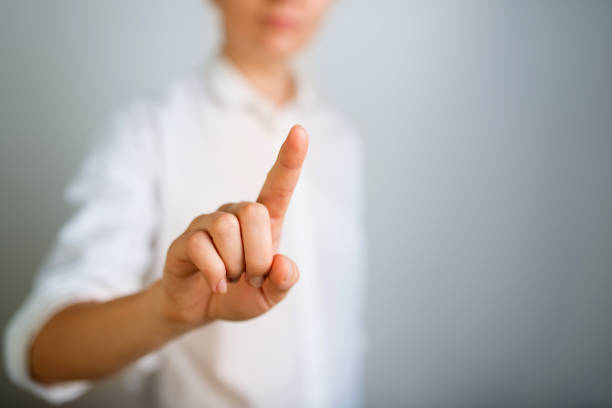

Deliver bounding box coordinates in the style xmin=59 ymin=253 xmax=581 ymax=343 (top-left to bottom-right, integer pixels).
xmin=222 ymin=44 xmax=295 ymax=106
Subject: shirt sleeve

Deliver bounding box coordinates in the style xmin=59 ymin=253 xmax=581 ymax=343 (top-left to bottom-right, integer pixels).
xmin=317 ymin=121 xmax=369 ymax=408
xmin=3 ymin=101 xmax=161 ymax=404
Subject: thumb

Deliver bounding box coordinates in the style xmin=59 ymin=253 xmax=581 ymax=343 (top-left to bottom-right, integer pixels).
xmin=261 ymin=253 xmax=300 ymax=307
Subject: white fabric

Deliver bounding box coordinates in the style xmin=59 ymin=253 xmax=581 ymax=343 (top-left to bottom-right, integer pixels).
xmin=3 ymin=54 xmax=368 ymax=407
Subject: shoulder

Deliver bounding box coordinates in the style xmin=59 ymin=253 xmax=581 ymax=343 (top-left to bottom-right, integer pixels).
xmin=112 ymin=69 xmax=211 ymax=131
xmin=91 ymin=68 xmax=213 ymax=157
xmin=71 ymin=72 xmax=208 ymax=186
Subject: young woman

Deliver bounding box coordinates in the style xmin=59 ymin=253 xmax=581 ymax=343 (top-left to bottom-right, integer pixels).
xmin=5 ymin=1 xmax=367 ymax=406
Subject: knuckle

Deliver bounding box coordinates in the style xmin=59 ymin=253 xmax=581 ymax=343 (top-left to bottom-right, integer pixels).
xmin=238 ymin=202 xmax=269 ymax=221
xmin=216 ymin=202 xmax=235 ymax=212
xmin=271 ymin=184 xmax=294 ymax=200
xmin=187 ymin=213 xmax=208 ymax=231
xmin=209 ymin=212 xmax=239 ymax=236
xmin=185 ymin=231 xmax=205 ymax=255
xmin=167 ymin=236 xmax=180 ymax=255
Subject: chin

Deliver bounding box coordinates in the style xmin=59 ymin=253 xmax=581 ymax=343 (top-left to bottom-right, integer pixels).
xmin=259 ymin=35 xmax=304 ymax=59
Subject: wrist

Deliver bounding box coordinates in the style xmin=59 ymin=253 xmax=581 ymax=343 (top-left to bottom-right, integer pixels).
xmin=148 ymin=280 xmax=213 ymax=338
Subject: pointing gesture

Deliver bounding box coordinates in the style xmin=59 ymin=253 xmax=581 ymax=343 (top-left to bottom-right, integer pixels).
xmin=257 ymin=124 xmax=309 ymax=249
xmin=160 ymin=125 xmax=309 ymax=328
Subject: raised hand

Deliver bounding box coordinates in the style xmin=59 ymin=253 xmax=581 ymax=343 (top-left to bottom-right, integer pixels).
xmin=160 ymin=125 xmax=309 ymax=327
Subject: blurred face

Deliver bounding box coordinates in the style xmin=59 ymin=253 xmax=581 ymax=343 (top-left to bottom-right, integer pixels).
xmin=215 ymin=0 xmax=331 ymax=60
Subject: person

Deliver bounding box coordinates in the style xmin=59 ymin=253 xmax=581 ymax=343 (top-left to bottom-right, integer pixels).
xmin=4 ymin=1 xmax=368 ymax=407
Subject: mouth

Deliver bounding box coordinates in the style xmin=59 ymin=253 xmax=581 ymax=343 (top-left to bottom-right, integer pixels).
xmin=263 ymin=14 xmax=299 ymax=30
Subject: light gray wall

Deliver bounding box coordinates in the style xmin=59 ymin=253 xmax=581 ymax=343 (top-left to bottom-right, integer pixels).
xmin=1 ymin=1 xmax=611 ymax=407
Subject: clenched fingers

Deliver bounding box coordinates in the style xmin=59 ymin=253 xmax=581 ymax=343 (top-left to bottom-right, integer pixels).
xmin=218 ymin=202 xmax=273 ymax=288
xmin=168 ymin=211 xmax=244 ymax=294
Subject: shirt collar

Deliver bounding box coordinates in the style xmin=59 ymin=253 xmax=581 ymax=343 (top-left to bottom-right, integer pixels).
xmin=204 ymin=53 xmax=317 ymax=116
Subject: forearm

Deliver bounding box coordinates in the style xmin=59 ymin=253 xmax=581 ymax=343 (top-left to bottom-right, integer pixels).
xmin=28 ymin=280 xmax=205 ymax=384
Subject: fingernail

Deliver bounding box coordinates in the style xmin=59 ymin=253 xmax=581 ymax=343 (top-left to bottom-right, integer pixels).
xmin=228 ymin=275 xmax=241 ymax=284
xmin=248 ymin=276 xmax=264 ymax=288
xmin=284 ymin=263 xmax=293 ymax=283
xmin=216 ymin=278 xmax=227 ymax=294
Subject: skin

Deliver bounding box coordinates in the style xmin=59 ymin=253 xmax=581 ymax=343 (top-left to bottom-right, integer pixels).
xmin=29 ymin=0 xmax=331 ymax=385
xmin=216 ymin=0 xmax=330 ymax=105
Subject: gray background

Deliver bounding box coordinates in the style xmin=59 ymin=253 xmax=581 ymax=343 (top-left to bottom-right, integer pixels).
xmin=1 ymin=1 xmax=611 ymax=407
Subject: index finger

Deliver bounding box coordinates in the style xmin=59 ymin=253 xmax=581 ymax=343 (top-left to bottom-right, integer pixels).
xmin=256 ymin=124 xmax=309 ymax=221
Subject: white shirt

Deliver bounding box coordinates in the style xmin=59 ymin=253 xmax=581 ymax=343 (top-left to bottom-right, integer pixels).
xmin=4 ymin=55 xmax=368 ymax=408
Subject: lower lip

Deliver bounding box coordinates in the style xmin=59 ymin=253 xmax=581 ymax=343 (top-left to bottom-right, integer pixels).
xmin=264 ymin=16 xmax=298 ymax=30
